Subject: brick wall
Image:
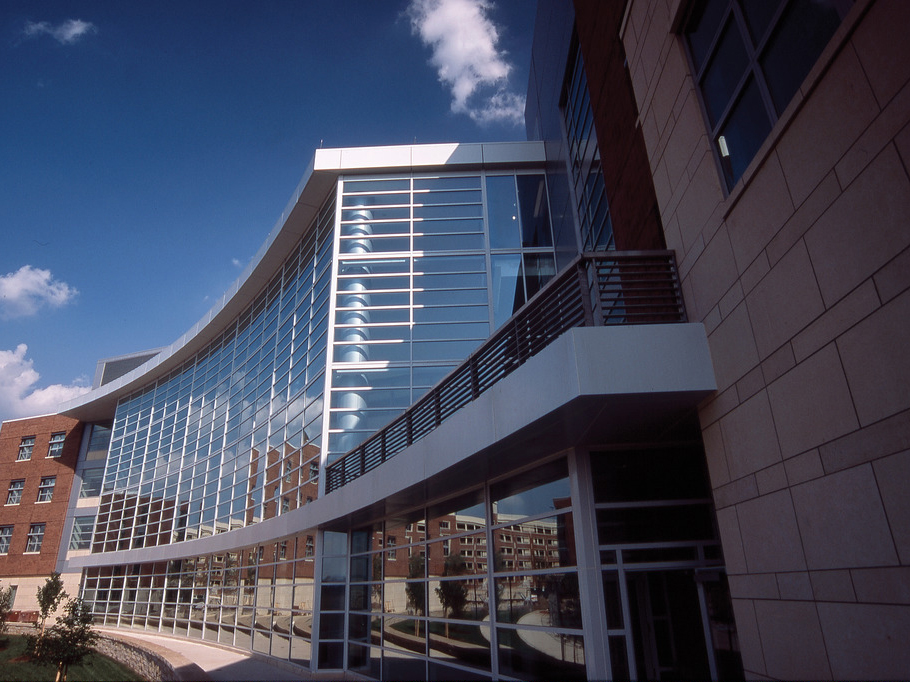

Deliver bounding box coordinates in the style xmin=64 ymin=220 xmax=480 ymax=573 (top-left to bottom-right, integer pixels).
xmin=0 ymin=415 xmax=83 ymax=578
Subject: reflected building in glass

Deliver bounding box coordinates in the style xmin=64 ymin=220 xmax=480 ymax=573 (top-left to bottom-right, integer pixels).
xmin=5 ymin=0 xmax=903 ymax=679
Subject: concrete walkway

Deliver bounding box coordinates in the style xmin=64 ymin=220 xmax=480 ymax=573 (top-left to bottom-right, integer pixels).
xmin=98 ymin=629 xmax=365 ymax=681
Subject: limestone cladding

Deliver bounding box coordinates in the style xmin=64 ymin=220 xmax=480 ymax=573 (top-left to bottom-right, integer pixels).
xmin=623 ymin=0 xmax=910 ymax=678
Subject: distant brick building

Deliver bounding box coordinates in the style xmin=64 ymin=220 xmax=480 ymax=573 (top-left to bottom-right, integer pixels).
xmin=0 ymin=415 xmax=83 ymax=612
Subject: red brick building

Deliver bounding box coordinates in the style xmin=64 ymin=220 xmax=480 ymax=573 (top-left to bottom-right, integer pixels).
xmin=0 ymin=414 xmax=83 ymax=612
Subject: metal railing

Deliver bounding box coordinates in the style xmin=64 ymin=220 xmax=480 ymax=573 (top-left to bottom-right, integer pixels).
xmin=325 ymin=250 xmax=685 ymax=493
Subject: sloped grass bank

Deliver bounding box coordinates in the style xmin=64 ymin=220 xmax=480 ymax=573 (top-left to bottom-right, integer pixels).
xmin=0 ymin=634 xmax=143 ymax=682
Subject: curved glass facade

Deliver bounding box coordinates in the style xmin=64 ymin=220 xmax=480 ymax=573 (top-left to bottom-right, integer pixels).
xmin=93 ymin=197 xmax=335 ymax=549
xmin=68 ymin=148 xmax=733 ymax=680
xmin=91 ymin=169 xmax=556 ymax=554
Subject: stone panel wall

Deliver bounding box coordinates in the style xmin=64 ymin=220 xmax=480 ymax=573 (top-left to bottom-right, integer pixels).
xmin=622 ymin=0 xmax=910 ymax=678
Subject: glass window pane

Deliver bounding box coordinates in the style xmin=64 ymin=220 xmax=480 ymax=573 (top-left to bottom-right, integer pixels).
xmin=523 ymin=253 xmax=556 ymax=301
xmin=414 ymin=204 xmax=483 ymax=220
xmin=412 ymin=339 xmax=482 ymax=362
xmin=414 ymin=190 xmax=482 ymax=205
xmin=413 ymin=305 xmax=488 ymax=323
xmin=415 ymin=219 xmax=484 ymax=234
xmin=80 ymin=468 xmax=104 ymax=497
xmin=412 ymin=365 xmax=457 ymax=389
xmin=333 ymin=367 xmax=410 ymax=390
xmin=341 ymin=206 xmax=410 ymax=222
xmin=342 ymin=236 xmax=410 ymax=254
xmin=590 ymin=447 xmax=710 ymax=503
xmin=493 ymin=514 xmax=574 ymax=570
xmin=516 ymin=175 xmax=553 ymax=247
xmin=595 ymin=504 xmax=716 ymax=545
xmin=427 ymin=490 xmax=486 ymax=535
xmin=700 ymin=18 xmax=749 ymax=127
xmin=486 ymin=176 xmax=521 ymax=249
xmin=490 ymin=254 xmax=523 ymax=329
xmin=414 ymin=289 xmax=487 ymax=307
xmin=335 ymin=275 xmax=409 ymax=291
xmin=414 ymin=176 xmax=480 ymax=190
xmin=413 ymin=233 xmax=485 ymax=251
xmin=491 ymin=460 xmax=570 ymax=519
xmin=342 ymin=192 xmax=410 ymax=207
xmin=739 ymin=0 xmax=781 ymax=44
xmin=329 ymin=409 xmax=404 ymax=431
xmin=70 ymin=516 xmax=95 ymax=550
xmin=338 ymin=258 xmax=409 ymax=275
xmin=496 ymin=573 xmax=581 ymax=627
xmin=343 ymin=178 xmax=409 ymax=192
xmin=497 ymin=624 xmax=586 ymax=681
xmin=686 ymin=0 xmax=728 ymax=71
xmin=415 ymin=272 xmax=486 ymax=290
xmin=717 ymin=76 xmax=773 ymax=187
xmin=341 ymin=221 xmax=408 ymax=237
xmin=414 ymin=254 xmax=485 ymax=273
xmin=412 ymin=322 xmax=489 ymax=341
xmin=760 ymin=0 xmax=842 ymax=115
xmin=319 ymin=612 xmax=346 ymax=639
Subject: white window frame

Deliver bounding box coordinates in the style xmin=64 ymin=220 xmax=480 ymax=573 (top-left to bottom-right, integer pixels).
xmin=17 ymin=436 xmax=34 ymax=461
xmin=25 ymin=523 xmax=45 ymax=553
xmin=0 ymin=526 xmax=11 ymax=554
xmin=37 ymin=476 xmax=56 ymax=503
xmin=47 ymin=432 xmax=66 ymax=458
xmin=6 ymin=480 xmax=24 ymax=506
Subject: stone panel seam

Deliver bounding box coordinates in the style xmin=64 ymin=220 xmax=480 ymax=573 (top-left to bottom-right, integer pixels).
xmin=869 ymin=460 xmax=904 ymax=571
xmin=818 ymin=408 xmax=910 ymax=474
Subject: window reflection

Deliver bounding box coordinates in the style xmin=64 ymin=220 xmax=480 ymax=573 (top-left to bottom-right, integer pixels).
xmin=523 ymin=253 xmax=556 ymax=301
xmin=82 ymin=534 xmax=316 ymax=664
xmin=491 ymin=253 xmax=523 ymax=328
xmin=498 ymin=624 xmax=586 ymax=680
xmin=486 ymin=175 xmax=521 ymax=249
xmin=491 ymin=460 xmax=571 ymax=518
xmin=517 ymin=175 xmax=553 ymax=247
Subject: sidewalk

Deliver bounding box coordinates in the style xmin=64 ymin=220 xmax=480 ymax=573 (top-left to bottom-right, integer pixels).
xmin=97 ymin=629 xmax=366 ymax=681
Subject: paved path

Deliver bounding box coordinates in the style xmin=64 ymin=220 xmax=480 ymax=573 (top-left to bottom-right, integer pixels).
xmin=98 ymin=629 xmax=363 ymax=681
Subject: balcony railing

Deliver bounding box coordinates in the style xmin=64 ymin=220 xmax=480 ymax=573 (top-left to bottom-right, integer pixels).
xmin=325 ymin=250 xmax=686 ymax=493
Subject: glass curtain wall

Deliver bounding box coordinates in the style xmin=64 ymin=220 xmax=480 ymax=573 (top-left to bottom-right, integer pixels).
xmin=323 ymin=458 xmax=584 ymax=681
xmin=328 ymin=171 xmax=556 ymax=462
xmin=562 ymin=38 xmax=614 ymax=252
xmin=316 ymin=448 xmax=730 ymax=681
xmin=92 ymin=196 xmax=335 ymax=553
xmin=82 ymin=165 xmax=567 ymax=675
xmin=81 ymin=530 xmax=318 ymax=665
xmin=591 ymin=446 xmax=742 ymax=681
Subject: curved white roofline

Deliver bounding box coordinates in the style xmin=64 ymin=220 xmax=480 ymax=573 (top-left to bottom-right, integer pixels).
xmin=60 ymin=141 xmax=546 ymax=422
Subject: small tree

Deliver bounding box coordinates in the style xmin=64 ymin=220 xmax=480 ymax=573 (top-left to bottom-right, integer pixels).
xmin=404 ymin=555 xmax=425 ymax=636
xmin=434 ymin=554 xmax=468 ymax=639
xmin=35 ymin=573 xmax=68 ymax=644
xmin=0 ymin=584 xmax=14 ymax=638
xmin=30 ymin=597 xmax=98 ymax=682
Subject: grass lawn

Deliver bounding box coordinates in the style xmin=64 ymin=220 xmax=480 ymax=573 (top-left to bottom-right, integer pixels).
xmin=0 ymin=634 xmax=143 ymax=682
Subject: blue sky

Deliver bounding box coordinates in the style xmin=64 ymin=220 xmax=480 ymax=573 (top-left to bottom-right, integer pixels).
xmin=0 ymin=0 xmax=537 ymax=423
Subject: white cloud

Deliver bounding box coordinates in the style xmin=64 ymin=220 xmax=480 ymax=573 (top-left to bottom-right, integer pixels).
xmin=0 ymin=344 xmax=90 ymax=420
xmin=0 ymin=266 xmax=78 ymax=319
xmin=23 ymin=19 xmax=97 ymax=45
xmin=407 ymin=0 xmax=525 ymax=126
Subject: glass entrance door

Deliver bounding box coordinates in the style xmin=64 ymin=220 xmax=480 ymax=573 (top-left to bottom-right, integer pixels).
xmin=627 ymin=570 xmax=709 ymax=680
